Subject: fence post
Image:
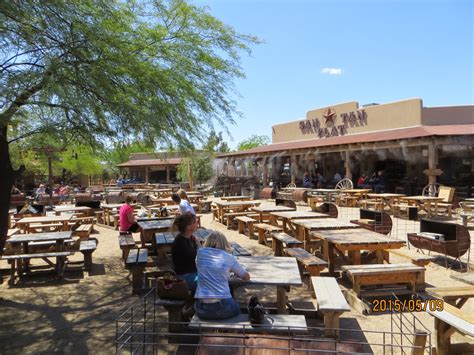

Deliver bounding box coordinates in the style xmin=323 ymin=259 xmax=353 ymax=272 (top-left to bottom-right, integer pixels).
xmin=411 ymin=330 xmax=428 ymax=355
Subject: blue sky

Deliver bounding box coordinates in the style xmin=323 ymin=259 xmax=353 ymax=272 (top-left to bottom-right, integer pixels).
xmin=198 ymin=0 xmax=473 ymax=149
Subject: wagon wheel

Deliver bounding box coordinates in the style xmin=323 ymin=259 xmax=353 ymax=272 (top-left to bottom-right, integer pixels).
xmin=422 ymin=183 xmax=440 ymax=197
xmin=335 ymin=178 xmax=353 ymax=190
xmin=286 ymin=183 xmax=296 ymax=188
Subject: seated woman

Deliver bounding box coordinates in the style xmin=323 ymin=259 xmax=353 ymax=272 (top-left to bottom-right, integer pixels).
xmin=194 ymin=231 xmax=250 ymax=320
xmin=171 ymin=191 xmax=196 ymax=215
xmin=171 ymin=213 xmax=200 ymax=291
xmin=119 ymin=195 xmax=141 ymax=233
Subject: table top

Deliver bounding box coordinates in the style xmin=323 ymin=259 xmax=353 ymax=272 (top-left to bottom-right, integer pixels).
xmin=220 ymin=196 xmax=252 ymax=201
xmin=232 ymin=256 xmax=302 ymax=287
xmin=17 ymin=215 xmax=72 ymax=224
xmin=7 ymin=231 xmax=73 ymax=244
xmin=54 ymin=205 xmax=92 ymax=212
xmin=311 ymin=228 xmax=405 ymax=247
xmin=341 ymin=189 xmax=371 ymax=194
xmin=426 ymin=286 xmax=474 ymax=300
xmin=137 ymin=219 xmax=175 ymax=230
xmin=252 ymin=205 xmax=295 ymax=213
xmin=400 ymin=196 xmax=444 ymax=202
xmin=215 ymin=200 xmax=261 ymax=207
xmin=311 ymin=189 xmax=338 ymax=193
xmin=292 ymin=218 xmax=360 ymax=230
xmin=101 ymin=203 xmax=124 ymax=209
xmin=367 ymin=193 xmax=406 ymax=198
xmin=270 ymin=211 xmax=328 ymax=220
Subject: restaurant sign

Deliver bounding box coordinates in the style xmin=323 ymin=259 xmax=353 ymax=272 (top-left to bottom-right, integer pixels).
xmin=299 ymin=108 xmax=368 ymax=138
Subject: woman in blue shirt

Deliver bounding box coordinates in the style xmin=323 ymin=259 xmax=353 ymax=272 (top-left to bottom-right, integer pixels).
xmin=194 ymin=231 xmax=250 ymax=320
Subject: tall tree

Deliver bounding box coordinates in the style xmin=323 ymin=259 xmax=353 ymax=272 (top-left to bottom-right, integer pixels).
xmin=0 ymin=0 xmax=258 ymax=251
xmin=237 ymin=134 xmax=270 ymax=151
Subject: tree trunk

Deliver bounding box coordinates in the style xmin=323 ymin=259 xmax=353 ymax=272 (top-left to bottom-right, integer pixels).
xmin=0 ymin=125 xmax=23 ymax=254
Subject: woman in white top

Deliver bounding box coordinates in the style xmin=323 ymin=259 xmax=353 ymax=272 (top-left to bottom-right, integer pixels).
xmin=194 ymin=231 xmax=250 ymax=320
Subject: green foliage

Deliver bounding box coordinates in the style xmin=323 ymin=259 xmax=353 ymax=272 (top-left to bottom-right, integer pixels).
xmin=177 ymin=152 xmax=214 ymax=185
xmin=202 ymin=130 xmax=231 ymax=153
xmin=59 ymin=146 xmax=103 ymax=176
xmin=101 ymin=141 xmax=155 ymax=174
xmin=1 ymin=0 xmax=259 ymax=152
xmin=237 ymin=134 xmax=270 ymax=151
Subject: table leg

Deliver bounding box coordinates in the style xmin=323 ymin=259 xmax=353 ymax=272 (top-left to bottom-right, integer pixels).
xmin=375 ymin=250 xmax=384 ymax=264
xmin=276 ymin=286 xmax=288 ymax=314
xmin=327 ymin=242 xmax=335 ymax=275
xmin=349 ymin=251 xmax=361 ymax=265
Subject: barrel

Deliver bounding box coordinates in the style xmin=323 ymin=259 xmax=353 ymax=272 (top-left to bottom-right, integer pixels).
xmin=292 ymin=189 xmax=308 ymax=203
xmin=260 ymin=187 xmax=274 ymax=200
xmin=75 ymin=192 xmax=93 ymax=202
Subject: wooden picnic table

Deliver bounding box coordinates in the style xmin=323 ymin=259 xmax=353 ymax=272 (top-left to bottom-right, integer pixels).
xmin=291 ymin=218 xmax=360 ymax=247
xmin=399 ymin=196 xmax=444 ymax=217
xmin=214 ymin=200 xmax=261 ymax=224
xmin=231 ymin=256 xmax=303 ymax=314
xmin=101 ymin=203 xmax=126 ymax=226
xmin=426 ymin=286 xmax=474 ymax=308
xmin=269 ymin=211 xmax=330 ymax=235
xmin=310 ymin=228 xmax=405 ymax=275
xmin=366 ymin=193 xmax=406 ymax=211
xmin=148 ymin=204 xmax=199 ymax=215
xmin=16 ymin=215 xmax=72 ymax=233
xmin=220 ymin=195 xmax=253 ymax=201
xmin=54 ymin=205 xmax=92 ymax=216
xmin=151 ymin=197 xmax=175 ymax=206
xmin=137 ymin=218 xmax=175 ymax=249
xmin=251 ymin=205 xmax=295 ymax=223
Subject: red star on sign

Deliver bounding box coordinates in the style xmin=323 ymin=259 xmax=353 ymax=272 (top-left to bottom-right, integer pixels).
xmin=323 ymin=108 xmax=336 ymax=125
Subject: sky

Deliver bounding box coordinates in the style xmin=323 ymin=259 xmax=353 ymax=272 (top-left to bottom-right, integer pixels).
xmin=197 ymin=0 xmax=473 ymax=149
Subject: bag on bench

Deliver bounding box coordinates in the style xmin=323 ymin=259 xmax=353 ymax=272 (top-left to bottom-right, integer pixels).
xmin=248 ymin=296 xmax=267 ymax=325
xmin=156 ymin=270 xmax=189 ymax=300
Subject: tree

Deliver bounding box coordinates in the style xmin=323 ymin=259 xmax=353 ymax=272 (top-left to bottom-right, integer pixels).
xmin=101 ymin=141 xmax=156 ymax=175
xmin=202 ymin=130 xmax=231 ymax=153
xmin=177 ymin=152 xmax=214 ymax=186
xmin=237 ymin=134 xmax=270 ymax=151
xmin=0 ymin=1 xmax=259 ymax=251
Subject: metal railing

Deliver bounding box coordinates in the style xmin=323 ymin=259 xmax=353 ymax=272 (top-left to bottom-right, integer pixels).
xmin=116 ymin=289 xmax=432 ymax=354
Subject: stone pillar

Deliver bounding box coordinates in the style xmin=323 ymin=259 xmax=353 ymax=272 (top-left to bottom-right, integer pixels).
xmin=345 ymin=150 xmax=352 ymax=180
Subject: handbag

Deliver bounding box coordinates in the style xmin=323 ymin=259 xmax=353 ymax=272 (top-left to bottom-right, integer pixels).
xmin=155 ymin=270 xmax=189 ymax=300
xmin=248 ymin=296 xmax=267 ymax=325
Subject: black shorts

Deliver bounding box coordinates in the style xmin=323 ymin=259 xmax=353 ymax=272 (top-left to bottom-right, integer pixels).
xmin=127 ymin=222 xmax=140 ymax=233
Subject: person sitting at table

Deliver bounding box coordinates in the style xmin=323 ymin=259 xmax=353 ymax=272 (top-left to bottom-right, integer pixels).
xmin=357 ymin=174 xmax=366 ymax=188
xmin=374 ymin=170 xmax=386 ymax=193
xmin=119 ymin=194 xmax=141 ymax=233
xmin=302 ymin=171 xmax=312 ymax=188
xmin=194 ymin=231 xmax=250 ymax=320
xmin=171 ymin=192 xmax=196 ymax=215
xmin=59 ymin=184 xmax=70 ymax=203
xmin=171 ymin=213 xmax=200 ymax=291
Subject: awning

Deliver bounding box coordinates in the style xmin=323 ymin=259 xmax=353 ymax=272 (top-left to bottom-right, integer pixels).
xmin=116 ymin=158 xmax=182 ymax=167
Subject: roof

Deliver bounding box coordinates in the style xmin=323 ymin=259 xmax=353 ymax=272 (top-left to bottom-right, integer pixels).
xmin=217 ymin=124 xmax=474 ymax=158
xmin=116 ymin=158 xmax=182 ymax=167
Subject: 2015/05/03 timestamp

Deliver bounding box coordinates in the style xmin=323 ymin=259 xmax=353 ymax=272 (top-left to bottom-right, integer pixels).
xmin=372 ymin=299 xmax=444 ymax=312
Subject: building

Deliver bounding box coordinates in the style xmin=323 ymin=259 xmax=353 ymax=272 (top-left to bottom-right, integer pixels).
xmin=116 ymin=152 xmax=183 ymax=183
xmin=216 ymin=98 xmax=474 ymax=194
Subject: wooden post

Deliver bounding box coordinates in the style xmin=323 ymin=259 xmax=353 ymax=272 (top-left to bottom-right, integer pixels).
xmin=291 ymin=155 xmax=297 ymax=184
xmin=166 ymin=165 xmax=170 ymax=183
xmin=263 ymin=157 xmax=268 ymax=185
xmin=410 ymin=330 xmax=428 ymax=355
xmin=428 ymin=140 xmax=438 ymax=184
xmin=144 ymin=167 xmax=149 ymax=184
xmin=345 ymin=150 xmax=352 ymax=180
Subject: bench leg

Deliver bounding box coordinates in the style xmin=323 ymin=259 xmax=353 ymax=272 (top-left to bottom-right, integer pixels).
xmin=165 ymin=305 xmax=185 ymax=335
xmin=82 ymin=251 xmax=93 ymax=271
xmin=248 ymin=222 xmax=254 ymax=238
xmin=131 ymin=265 xmax=145 ymax=294
xmin=323 ymin=312 xmax=342 ymax=338
xmin=237 ymin=221 xmax=244 ymax=234
xmin=8 ymin=260 xmax=16 ymax=286
xmin=257 ymin=230 xmax=266 ymax=245
xmin=273 ymin=240 xmax=283 ymax=257
xmin=276 ymin=286 xmax=288 ymax=314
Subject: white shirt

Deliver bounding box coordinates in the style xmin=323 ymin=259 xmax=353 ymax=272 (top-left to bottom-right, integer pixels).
xmin=179 ymin=199 xmax=196 ymax=215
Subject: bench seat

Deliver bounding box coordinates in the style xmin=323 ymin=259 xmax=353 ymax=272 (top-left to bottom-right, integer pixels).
xmin=80 ymin=239 xmax=97 ymax=271
xmin=234 ymin=216 xmax=256 ymax=237
xmin=73 ymin=224 xmax=94 ymax=239
xmin=253 ymin=223 xmax=283 ymax=245
xmin=189 ymin=314 xmax=307 ymax=333
xmin=223 ymin=212 xmax=253 ymax=229
xmin=389 ymin=248 xmax=435 ymax=267
xmin=285 ymin=248 xmax=327 ymax=291
xmin=119 ymin=232 xmax=136 ymax=260
xmin=311 ymin=276 xmax=350 ymax=337
xmin=230 ymin=242 xmax=251 ymax=256
xmin=125 ymin=248 xmax=148 ymax=294
xmin=271 ymin=232 xmax=302 ymax=256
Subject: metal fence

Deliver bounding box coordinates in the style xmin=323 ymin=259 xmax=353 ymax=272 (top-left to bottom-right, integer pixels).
xmin=116 ymin=289 xmax=432 ymax=354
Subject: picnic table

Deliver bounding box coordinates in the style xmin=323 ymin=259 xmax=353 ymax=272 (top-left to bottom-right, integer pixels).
xmin=231 ymin=256 xmax=303 ymax=314
xmin=308 ymin=189 xmax=338 ymax=202
xmin=269 ymin=211 xmax=330 ymax=235
xmin=251 ymin=205 xmax=295 ymax=223
xmin=290 ymin=218 xmax=360 ymax=248
xmin=214 ymin=200 xmax=261 ymax=224
xmin=137 ymin=218 xmax=175 ymax=249
xmin=310 ymin=228 xmax=405 ymax=275
xmin=220 ymin=195 xmax=253 ymax=201
xmin=101 ymin=203 xmax=127 ymax=226
xmin=149 ymin=204 xmax=199 ymax=215
xmin=151 ymin=197 xmax=175 ymax=206
xmin=399 ymin=196 xmax=444 ymax=217
xmin=3 ymin=231 xmax=74 ymax=282
xmin=366 ymin=193 xmax=406 ymax=211
xmin=426 ymin=286 xmax=474 ymax=308
xmin=54 ymin=205 xmax=92 ymax=216
xmin=16 ymin=215 xmax=72 ymax=233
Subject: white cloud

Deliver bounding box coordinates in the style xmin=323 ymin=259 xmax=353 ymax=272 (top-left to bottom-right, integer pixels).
xmin=321 ymin=67 xmax=343 ymax=75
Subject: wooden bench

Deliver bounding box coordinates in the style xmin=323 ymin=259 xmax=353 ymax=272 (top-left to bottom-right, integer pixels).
xmin=125 ymin=248 xmax=148 ymax=294
xmin=1 ymin=251 xmax=73 ymax=284
xmin=155 ymin=298 xmax=187 ymax=334
xmin=342 ymin=263 xmax=426 ymax=297
xmin=119 ymin=232 xmax=136 ymax=260
xmin=7 ymin=228 xmax=20 ymax=238
xmin=113 ymin=214 xmax=120 ymax=230
xmin=350 ymin=209 xmax=392 ymax=235
xmin=460 ymin=212 xmax=474 ymax=227
xmin=389 ymin=248 xmax=435 ymax=267
xmin=94 ymin=211 xmax=104 ymax=224
xmin=73 ymin=224 xmax=94 ymax=239
xmin=253 ymin=223 xmax=283 ymax=246
xmin=427 ymin=301 xmax=474 ymax=355
xmin=358 ymin=199 xmax=383 ymax=211
xmin=392 ymin=204 xmax=418 ymax=220
xmin=311 ymin=276 xmax=351 ymax=338
xmin=271 ymin=232 xmax=302 ymax=256
xmin=223 ymin=212 xmax=253 ymax=229
xmin=80 ymin=239 xmax=97 ymax=271
xmin=234 ymin=216 xmax=256 ymax=237
xmin=284 ymin=248 xmax=327 ymax=291
xmin=28 ymin=223 xmax=63 ymax=233
xmin=230 ymin=242 xmax=251 ymax=256
xmin=189 ymin=314 xmax=307 ymax=333
xmin=197 ymin=200 xmax=212 ymax=213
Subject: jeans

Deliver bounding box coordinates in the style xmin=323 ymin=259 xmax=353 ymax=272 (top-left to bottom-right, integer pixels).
xmin=194 ymin=298 xmax=240 ymax=320
xmin=177 ymin=272 xmax=198 ymax=292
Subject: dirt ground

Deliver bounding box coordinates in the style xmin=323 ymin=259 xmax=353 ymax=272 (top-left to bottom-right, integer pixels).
xmin=1 ymin=199 xmax=473 ymax=354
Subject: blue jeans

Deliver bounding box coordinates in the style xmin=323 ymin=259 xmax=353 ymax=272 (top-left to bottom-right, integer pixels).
xmin=194 ymin=298 xmax=240 ymax=320
xmin=177 ymin=272 xmax=197 ymax=292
